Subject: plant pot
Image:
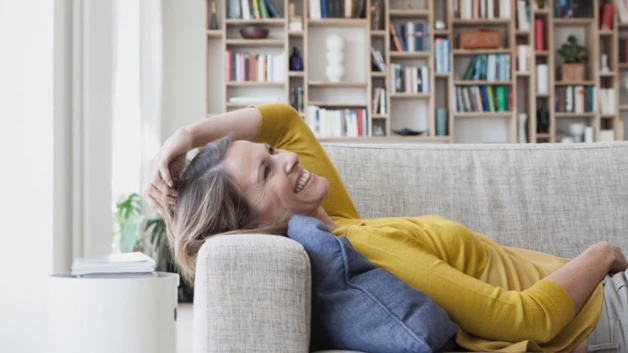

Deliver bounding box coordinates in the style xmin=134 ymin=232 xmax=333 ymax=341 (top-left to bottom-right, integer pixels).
xmin=558 ymin=63 xmax=584 ymax=82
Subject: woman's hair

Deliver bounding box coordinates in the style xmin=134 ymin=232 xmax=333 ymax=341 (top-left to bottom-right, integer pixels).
xmin=161 ymin=135 xmax=288 ymax=286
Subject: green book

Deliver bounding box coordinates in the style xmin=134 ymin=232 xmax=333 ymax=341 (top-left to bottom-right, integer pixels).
xmin=259 ymin=0 xmax=270 ymax=18
xmin=487 ymin=86 xmax=496 ymax=112
xmin=495 ymin=86 xmax=506 ymax=111
xmin=463 ymin=56 xmax=477 ymax=80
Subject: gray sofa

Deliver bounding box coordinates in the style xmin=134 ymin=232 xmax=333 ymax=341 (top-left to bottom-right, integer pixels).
xmin=193 ymin=142 xmax=628 ymax=353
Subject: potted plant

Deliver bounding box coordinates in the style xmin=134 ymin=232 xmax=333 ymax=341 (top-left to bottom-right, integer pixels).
xmin=557 ymin=35 xmax=588 ymax=82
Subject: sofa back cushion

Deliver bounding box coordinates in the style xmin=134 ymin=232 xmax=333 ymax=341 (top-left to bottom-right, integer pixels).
xmin=287 ymin=215 xmax=457 ymax=353
xmin=322 ymin=142 xmax=628 ymax=258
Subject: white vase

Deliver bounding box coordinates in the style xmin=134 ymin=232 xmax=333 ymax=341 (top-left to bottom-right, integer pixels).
xmin=518 ymin=113 xmax=528 ymax=143
xmin=326 ymin=34 xmax=345 ymax=51
xmin=326 ymin=65 xmax=345 ymax=82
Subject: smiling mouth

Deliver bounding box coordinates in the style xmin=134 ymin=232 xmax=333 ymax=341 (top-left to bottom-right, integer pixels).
xmin=294 ymin=170 xmax=311 ymax=193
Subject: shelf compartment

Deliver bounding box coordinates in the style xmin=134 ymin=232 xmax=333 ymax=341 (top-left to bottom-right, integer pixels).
xmin=289 ymin=71 xmax=304 ymax=77
xmin=308 ymin=101 xmax=366 ymax=107
xmin=371 ymin=71 xmax=387 ymax=77
xmin=452 ymin=19 xmax=510 ymax=25
xmin=390 ymin=93 xmax=431 ymax=99
xmin=371 ymin=30 xmax=387 ymax=37
xmin=289 ymin=31 xmax=304 ymax=37
xmin=390 ymin=51 xmax=430 ymax=58
xmin=309 ymin=81 xmax=368 ymax=87
xmin=307 ymin=19 xmax=367 ymax=27
xmin=225 ymin=19 xmax=285 ymax=26
xmin=226 ymin=81 xmax=285 ymax=87
xmin=454 ymin=112 xmax=513 ymax=117
xmin=553 ymin=18 xmax=594 ymax=26
xmin=453 ymin=48 xmax=512 ymax=55
xmin=207 ymin=30 xmax=223 ymax=38
xmin=389 ymin=9 xmax=430 ymax=17
xmin=555 ymin=113 xmax=596 ymax=118
xmin=226 ymin=39 xmax=285 ymax=46
xmin=454 ymin=80 xmax=512 ymax=85
xmin=554 ymin=81 xmax=595 ymax=86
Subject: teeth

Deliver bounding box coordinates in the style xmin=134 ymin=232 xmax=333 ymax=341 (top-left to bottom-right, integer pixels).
xmin=295 ymin=171 xmax=311 ymax=193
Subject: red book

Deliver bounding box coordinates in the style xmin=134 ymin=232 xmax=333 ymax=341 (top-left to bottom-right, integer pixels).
xmin=356 ymin=109 xmax=363 ymax=136
xmin=535 ymin=19 xmax=544 ymax=51
xmin=508 ymin=85 xmax=513 ymax=111
xmin=389 ymin=24 xmax=404 ymax=51
xmin=602 ymin=4 xmax=614 ymax=30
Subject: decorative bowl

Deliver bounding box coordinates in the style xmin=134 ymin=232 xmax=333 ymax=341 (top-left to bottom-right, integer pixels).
xmin=239 ymin=26 xmax=269 ymax=39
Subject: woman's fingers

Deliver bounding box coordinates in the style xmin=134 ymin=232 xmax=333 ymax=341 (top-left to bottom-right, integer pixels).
xmin=159 ymin=159 xmax=174 ymax=188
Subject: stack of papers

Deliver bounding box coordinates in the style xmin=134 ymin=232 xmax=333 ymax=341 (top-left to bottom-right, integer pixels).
xmin=71 ymin=252 xmax=156 ymax=277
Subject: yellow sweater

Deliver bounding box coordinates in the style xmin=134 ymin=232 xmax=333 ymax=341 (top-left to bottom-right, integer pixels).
xmin=253 ymin=103 xmax=603 ymax=352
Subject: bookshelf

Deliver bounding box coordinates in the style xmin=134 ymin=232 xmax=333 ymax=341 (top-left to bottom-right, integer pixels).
xmin=206 ymin=0 xmax=625 ymax=143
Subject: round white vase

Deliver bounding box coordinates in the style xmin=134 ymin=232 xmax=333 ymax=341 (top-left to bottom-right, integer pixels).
xmin=326 ymin=34 xmax=345 ymax=82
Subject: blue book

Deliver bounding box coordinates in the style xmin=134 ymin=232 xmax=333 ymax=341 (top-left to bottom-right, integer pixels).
xmin=395 ymin=24 xmax=407 ymax=51
xmin=264 ymin=0 xmax=282 ymax=17
xmin=321 ymin=0 xmax=328 ymax=18
xmin=481 ymin=86 xmax=490 ymax=110
xmin=443 ymin=39 xmax=449 ymax=72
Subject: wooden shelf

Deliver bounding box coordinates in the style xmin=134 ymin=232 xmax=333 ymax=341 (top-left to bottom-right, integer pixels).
xmin=453 ymin=48 xmax=512 ymax=55
xmin=516 ymin=72 xmax=532 ymax=77
xmin=454 ymin=112 xmax=513 ymax=117
xmin=225 ymin=19 xmax=285 ymax=26
xmin=226 ymin=81 xmax=285 ymax=87
xmin=535 ymin=50 xmax=551 ymax=56
xmin=307 ymin=19 xmax=367 ymax=27
xmin=226 ymin=39 xmax=285 ymax=46
xmin=371 ymin=30 xmax=387 ymax=37
xmin=599 ymin=71 xmax=616 ymax=77
xmin=390 ymin=51 xmax=430 ymax=58
xmin=226 ymin=102 xmax=277 ymax=107
xmin=207 ymin=30 xmax=222 ymax=38
xmin=555 ymin=81 xmax=595 ymax=86
xmin=452 ymin=19 xmax=510 ymax=25
xmin=435 ymin=72 xmax=450 ymax=78
xmin=372 ymin=114 xmax=389 ymax=119
xmin=555 ymin=113 xmax=596 ymax=118
xmin=534 ymin=9 xmax=551 ymax=15
xmin=515 ymin=30 xmax=530 ymax=36
xmin=309 ymin=81 xmax=368 ymax=87
xmin=601 ymin=114 xmax=617 ymax=119
xmin=289 ymin=71 xmax=304 ymax=77
xmin=620 ymin=105 xmax=628 ymax=110
xmin=599 ymin=30 xmax=614 ymax=36
xmin=288 ymin=31 xmax=304 ymax=37
xmin=319 ymin=136 xmax=451 ymax=143
xmin=454 ymin=80 xmax=512 ymax=85
xmin=433 ymin=30 xmax=450 ymax=36
xmin=371 ymin=71 xmax=387 ymax=77
xmin=308 ymin=101 xmax=366 ymax=107
xmin=620 ymin=23 xmax=628 ymax=28
xmin=390 ymin=93 xmax=431 ymax=99
xmin=553 ymin=18 xmax=594 ymax=26
xmin=389 ymin=9 xmax=430 ymax=17
xmin=619 ymin=63 xmax=628 ymax=69
xmin=536 ymin=93 xmax=551 ymax=97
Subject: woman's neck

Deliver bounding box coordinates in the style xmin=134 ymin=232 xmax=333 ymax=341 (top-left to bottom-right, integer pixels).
xmin=311 ymin=206 xmax=339 ymax=232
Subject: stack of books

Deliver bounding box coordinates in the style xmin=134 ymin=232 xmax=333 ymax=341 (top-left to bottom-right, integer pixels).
xmin=71 ymin=252 xmax=157 ymax=278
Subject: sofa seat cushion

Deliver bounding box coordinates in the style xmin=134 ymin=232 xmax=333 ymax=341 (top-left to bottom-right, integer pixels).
xmin=287 ymin=215 xmax=457 ymax=353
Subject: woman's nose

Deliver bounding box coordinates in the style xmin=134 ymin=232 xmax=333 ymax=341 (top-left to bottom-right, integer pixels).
xmin=280 ymin=151 xmax=299 ymax=174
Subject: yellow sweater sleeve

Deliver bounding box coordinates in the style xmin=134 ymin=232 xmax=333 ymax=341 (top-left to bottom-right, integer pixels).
xmin=252 ymin=103 xmax=359 ymax=219
xmin=345 ymin=223 xmax=576 ymax=344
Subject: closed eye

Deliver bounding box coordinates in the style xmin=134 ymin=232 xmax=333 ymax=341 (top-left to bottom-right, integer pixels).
xmin=264 ymin=166 xmax=271 ymax=180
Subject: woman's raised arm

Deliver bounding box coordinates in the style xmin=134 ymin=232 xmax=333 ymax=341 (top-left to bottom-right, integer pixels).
xmin=143 ymin=108 xmax=261 ymax=213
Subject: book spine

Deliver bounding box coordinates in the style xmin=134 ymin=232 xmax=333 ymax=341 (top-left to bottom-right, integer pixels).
xmin=535 ymin=19 xmax=544 ymax=51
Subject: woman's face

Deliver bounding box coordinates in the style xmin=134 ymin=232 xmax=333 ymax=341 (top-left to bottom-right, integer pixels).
xmin=222 ymin=141 xmax=329 ymax=227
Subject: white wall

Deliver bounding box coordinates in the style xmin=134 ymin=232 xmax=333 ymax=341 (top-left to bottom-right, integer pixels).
xmin=161 ymin=0 xmax=206 ymax=142
xmin=0 ymin=0 xmax=54 ymax=352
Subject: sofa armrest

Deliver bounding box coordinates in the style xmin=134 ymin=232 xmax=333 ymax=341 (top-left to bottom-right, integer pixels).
xmin=193 ymin=234 xmax=311 ymax=353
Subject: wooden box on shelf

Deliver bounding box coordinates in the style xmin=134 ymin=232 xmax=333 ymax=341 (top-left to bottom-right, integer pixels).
xmin=557 ymin=63 xmax=585 ymax=81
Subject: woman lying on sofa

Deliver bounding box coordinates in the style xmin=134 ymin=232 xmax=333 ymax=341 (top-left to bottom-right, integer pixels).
xmin=143 ymin=103 xmax=628 ymax=353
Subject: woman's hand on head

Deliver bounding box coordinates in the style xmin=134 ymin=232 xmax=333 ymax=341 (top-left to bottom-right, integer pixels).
xmin=142 ymin=128 xmax=194 ymax=214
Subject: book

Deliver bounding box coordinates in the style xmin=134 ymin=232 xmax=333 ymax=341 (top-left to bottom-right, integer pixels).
xmin=264 ymin=0 xmax=282 ymax=17
xmin=241 ymin=0 xmax=251 ymax=19
xmin=71 ymin=252 xmax=156 ymax=276
xmin=535 ymin=19 xmax=544 ymax=50
xmin=259 ymin=0 xmax=270 ymax=19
